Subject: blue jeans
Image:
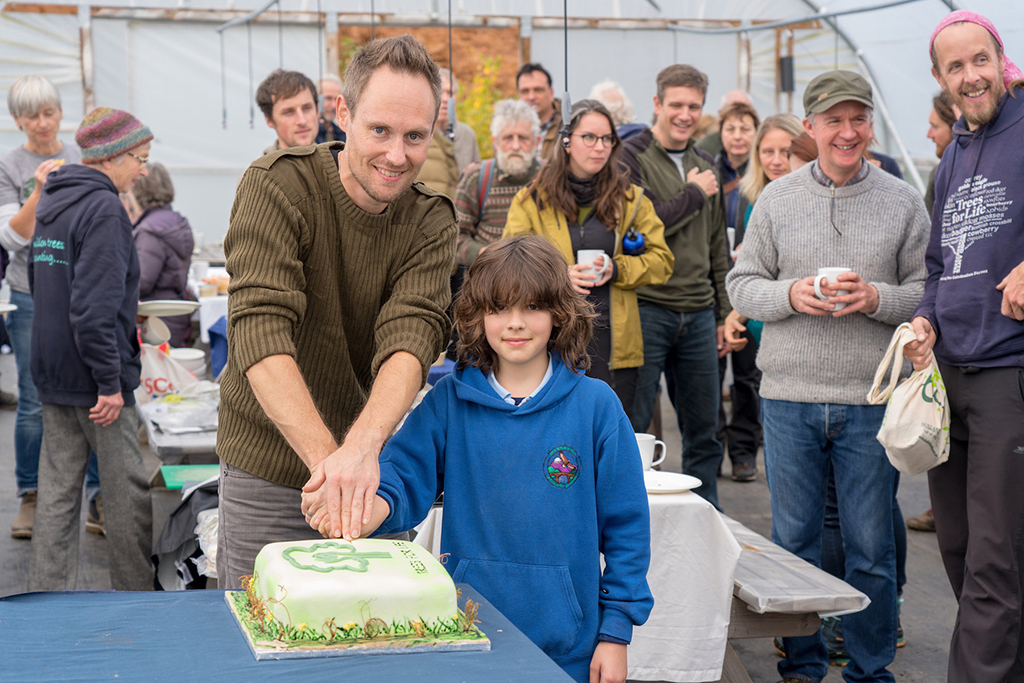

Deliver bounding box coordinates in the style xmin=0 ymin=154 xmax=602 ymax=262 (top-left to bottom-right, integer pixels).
xmin=8 ymin=289 xmax=42 ymax=496
xmin=822 ymin=464 xmax=907 ymax=596
xmin=8 ymin=289 xmax=100 ymax=498
xmin=762 ymin=398 xmax=897 ymax=683
xmin=632 ymin=303 xmax=723 ymax=508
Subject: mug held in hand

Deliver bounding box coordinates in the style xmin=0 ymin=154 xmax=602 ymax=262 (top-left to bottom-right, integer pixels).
xmin=577 ymin=249 xmax=612 ymax=279
xmin=814 ymin=267 xmax=852 ymax=311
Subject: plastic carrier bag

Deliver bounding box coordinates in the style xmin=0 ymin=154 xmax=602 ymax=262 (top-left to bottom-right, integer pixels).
xmin=866 ymin=323 xmax=950 ymax=475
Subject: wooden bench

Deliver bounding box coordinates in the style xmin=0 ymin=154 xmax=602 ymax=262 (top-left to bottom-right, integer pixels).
xmin=714 ymin=517 xmax=869 ymax=683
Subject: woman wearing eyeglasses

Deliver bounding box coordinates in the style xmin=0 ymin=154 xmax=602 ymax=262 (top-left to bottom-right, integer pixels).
xmin=503 ymin=99 xmax=673 ymax=421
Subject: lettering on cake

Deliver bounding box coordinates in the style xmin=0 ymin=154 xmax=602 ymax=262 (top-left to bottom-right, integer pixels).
xmin=395 ymin=541 xmax=430 ymax=574
xmin=282 ymin=541 xmax=392 ymax=573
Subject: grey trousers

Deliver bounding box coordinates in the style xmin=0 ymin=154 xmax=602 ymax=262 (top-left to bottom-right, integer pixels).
xmin=29 ymin=404 xmax=153 ymax=591
xmin=217 ymin=461 xmax=409 ymax=590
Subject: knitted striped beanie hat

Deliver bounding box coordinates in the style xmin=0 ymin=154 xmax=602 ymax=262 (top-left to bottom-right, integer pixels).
xmin=75 ymin=107 xmax=153 ymax=163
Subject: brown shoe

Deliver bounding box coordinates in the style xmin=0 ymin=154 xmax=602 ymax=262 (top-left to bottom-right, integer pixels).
xmin=906 ymin=508 xmax=936 ymax=532
xmin=86 ymin=494 xmax=106 ymax=536
xmin=11 ymin=491 xmax=36 ymax=539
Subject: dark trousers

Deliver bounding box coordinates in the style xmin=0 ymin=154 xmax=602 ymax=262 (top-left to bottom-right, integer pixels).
xmin=929 ymin=363 xmax=1024 ymax=683
xmin=717 ymin=332 xmax=761 ymax=468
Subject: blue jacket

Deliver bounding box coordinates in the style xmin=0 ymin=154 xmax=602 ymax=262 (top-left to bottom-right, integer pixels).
xmin=28 ymin=164 xmax=141 ymax=406
xmin=914 ymin=89 xmax=1024 ymax=367
xmin=376 ymin=355 xmax=653 ymax=682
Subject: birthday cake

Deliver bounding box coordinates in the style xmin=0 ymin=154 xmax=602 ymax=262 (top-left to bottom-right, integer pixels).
xmin=226 ymin=538 xmax=489 ymax=659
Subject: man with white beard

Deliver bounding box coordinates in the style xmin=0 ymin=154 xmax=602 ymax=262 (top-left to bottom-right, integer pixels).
xmin=453 ymin=99 xmax=542 ymax=267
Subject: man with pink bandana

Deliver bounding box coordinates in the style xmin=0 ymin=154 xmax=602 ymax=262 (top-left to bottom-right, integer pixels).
xmin=906 ymin=11 xmax=1024 ymax=681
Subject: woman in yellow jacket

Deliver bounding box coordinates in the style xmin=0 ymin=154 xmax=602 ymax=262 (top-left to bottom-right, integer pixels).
xmin=504 ymin=99 xmax=673 ymax=423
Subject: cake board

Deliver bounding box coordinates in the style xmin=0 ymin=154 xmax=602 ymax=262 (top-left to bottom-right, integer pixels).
xmin=225 ymin=590 xmax=491 ymax=660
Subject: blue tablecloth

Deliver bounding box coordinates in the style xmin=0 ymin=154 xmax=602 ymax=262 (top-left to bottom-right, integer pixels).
xmin=428 ymin=358 xmax=455 ymax=385
xmin=0 ymin=585 xmax=572 ymax=682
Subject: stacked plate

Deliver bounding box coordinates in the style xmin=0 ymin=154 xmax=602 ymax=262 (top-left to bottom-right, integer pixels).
xmin=644 ymin=471 xmax=702 ymax=494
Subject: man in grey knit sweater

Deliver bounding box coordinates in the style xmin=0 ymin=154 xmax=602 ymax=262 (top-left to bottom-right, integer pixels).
xmin=726 ymin=71 xmax=929 ymax=683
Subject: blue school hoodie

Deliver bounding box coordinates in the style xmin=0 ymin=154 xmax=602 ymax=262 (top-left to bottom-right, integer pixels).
xmin=28 ymin=164 xmax=141 ymax=406
xmin=376 ymin=354 xmax=653 ymax=682
xmin=914 ymin=89 xmax=1024 ymax=367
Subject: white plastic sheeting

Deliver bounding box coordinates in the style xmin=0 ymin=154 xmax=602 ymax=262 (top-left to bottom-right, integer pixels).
xmin=2 ymin=1 xmax=1022 ymax=241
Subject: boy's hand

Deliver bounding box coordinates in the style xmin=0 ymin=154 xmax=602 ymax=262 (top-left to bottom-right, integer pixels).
xmin=589 ymin=641 xmax=627 ymax=683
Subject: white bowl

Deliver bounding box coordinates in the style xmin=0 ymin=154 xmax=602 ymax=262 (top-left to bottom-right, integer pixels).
xmin=140 ymin=317 xmax=171 ymax=345
xmin=169 ymin=348 xmax=206 ymax=372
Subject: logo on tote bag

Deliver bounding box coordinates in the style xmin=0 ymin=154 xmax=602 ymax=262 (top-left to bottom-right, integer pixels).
xmin=544 ymin=446 xmax=581 ymax=489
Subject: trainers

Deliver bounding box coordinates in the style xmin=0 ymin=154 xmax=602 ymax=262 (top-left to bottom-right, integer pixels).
xmin=11 ymin=491 xmax=36 ymax=539
xmin=0 ymin=390 xmax=17 ymax=410
xmin=731 ymin=462 xmax=757 ymax=482
xmin=906 ymin=508 xmax=935 ymax=532
xmin=897 ymin=596 xmax=905 ymax=648
xmin=773 ymin=636 xmax=786 ymax=658
xmin=823 ymin=616 xmax=849 ymax=666
xmin=86 ymin=494 xmax=106 ymax=536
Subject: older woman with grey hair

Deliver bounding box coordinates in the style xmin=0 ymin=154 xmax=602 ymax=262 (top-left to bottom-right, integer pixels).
xmin=130 ymin=163 xmax=195 ymax=347
xmin=0 ymin=74 xmax=83 ymax=538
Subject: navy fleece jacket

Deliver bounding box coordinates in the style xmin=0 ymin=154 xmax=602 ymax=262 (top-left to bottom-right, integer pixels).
xmin=28 ymin=164 xmax=141 ymax=406
xmin=914 ymin=89 xmax=1024 ymax=367
xmin=375 ymin=354 xmax=653 ymax=682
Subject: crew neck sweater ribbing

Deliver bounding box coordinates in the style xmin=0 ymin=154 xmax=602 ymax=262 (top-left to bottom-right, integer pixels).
xmin=217 ymin=142 xmax=457 ymax=488
xmin=725 ymin=163 xmax=930 ymax=405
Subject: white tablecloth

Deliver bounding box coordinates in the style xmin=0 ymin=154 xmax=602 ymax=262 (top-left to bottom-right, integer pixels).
xmin=413 ymin=490 xmax=741 ymax=682
xmin=197 ymin=295 xmax=228 ymax=344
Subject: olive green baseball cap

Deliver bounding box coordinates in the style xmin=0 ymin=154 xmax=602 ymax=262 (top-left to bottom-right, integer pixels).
xmin=803 ymin=70 xmax=874 ymax=115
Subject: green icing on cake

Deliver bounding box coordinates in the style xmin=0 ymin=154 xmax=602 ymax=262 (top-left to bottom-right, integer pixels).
xmin=282 ymin=541 xmax=393 ymax=573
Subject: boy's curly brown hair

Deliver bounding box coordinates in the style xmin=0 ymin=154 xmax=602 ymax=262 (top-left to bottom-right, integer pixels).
xmin=453 ymin=235 xmax=595 ymax=375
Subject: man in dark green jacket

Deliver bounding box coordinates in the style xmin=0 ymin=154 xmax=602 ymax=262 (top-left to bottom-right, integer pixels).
xmin=621 ymin=64 xmax=731 ymax=509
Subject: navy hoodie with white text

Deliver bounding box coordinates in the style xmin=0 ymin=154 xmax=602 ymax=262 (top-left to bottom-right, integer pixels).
xmin=28 ymin=163 xmax=141 ymax=406
xmin=914 ymin=88 xmax=1024 ymax=367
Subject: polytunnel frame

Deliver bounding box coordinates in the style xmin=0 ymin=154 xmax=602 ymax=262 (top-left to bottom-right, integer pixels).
xmin=669 ymin=0 xmax=960 ymax=193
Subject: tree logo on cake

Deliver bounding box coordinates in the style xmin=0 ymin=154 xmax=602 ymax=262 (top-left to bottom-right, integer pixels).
xmin=544 ymin=446 xmax=580 ymax=489
xmin=282 ymin=542 xmax=393 ymax=573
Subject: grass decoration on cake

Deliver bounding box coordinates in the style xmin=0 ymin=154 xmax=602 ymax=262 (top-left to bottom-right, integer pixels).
xmin=227 ymin=573 xmax=489 ymax=658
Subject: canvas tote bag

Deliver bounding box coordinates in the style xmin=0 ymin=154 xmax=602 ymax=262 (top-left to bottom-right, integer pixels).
xmin=866 ymin=323 xmax=950 ymax=475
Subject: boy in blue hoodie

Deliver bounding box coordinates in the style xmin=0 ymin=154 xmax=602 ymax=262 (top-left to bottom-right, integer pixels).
xmin=304 ymin=235 xmax=653 ymax=682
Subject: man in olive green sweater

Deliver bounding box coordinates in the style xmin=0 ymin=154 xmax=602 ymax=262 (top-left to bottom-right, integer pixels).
xmin=621 ymin=64 xmax=730 ymax=509
xmin=217 ymin=35 xmax=457 ymax=589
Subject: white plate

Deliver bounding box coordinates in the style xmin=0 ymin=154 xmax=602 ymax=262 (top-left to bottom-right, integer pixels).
xmin=0 ymin=303 xmax=16 ymax=314
xmin=644 ymin=470 xmax=702 ymax=494
xmin=137 ymin=300 xmax=202 ymax=317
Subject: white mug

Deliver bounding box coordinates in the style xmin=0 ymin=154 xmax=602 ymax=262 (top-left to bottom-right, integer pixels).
xmin=635 ymin=433 xmax=666 ymax=471
xmin=191 ymin=260 xmax=210 ymax=282
xmin=577 ymin=249 xmax=611 ymax=279
xmin=813 ymin=267 xmax=852 ymax=311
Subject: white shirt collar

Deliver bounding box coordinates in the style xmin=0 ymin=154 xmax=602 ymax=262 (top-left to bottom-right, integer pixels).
xmin=487 ymin=355 xmax=554 ymax=406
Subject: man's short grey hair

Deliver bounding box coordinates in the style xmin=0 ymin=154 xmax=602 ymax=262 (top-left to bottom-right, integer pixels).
xmin=490 ymin=99 xmax=540 ymax=140
xmin=438 ymin=68 xmax=459 ymax=95
xmin=719 ymin=90 xmax=753 ymax=110
xmin=588 ymin=80 xmax=635 ymax=127
xmin=318 ymin=73 xmax=343 ymax=91
xmin=8 ymin=74 xmax=62 ymax=120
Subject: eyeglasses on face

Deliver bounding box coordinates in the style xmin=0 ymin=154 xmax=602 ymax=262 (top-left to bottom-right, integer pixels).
xmin=572 ymin=133 xmax=617 ymax=149
xmin=127 ymin=152 xmax=149 ymax=166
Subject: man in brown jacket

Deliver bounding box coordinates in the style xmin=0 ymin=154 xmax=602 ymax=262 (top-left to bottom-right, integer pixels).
xmin=217 ymin=35 xmax=457 ymax=588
